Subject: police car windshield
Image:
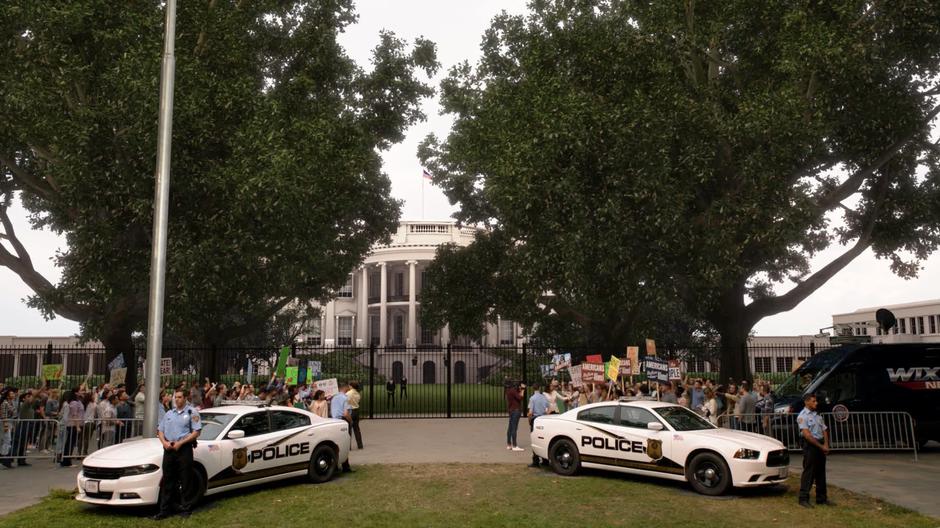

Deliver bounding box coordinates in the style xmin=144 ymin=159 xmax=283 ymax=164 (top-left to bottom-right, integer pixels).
xmin=656 ymin=405 xmax=715 ymax=431
xmin=198 ymin=413 xmax=236 ymax=440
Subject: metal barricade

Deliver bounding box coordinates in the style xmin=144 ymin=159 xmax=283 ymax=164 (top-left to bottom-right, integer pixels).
xmin=717 ymin=411 xmax=919 ymax=460
xmin=0 ymin=418 xmax=145 ymax=464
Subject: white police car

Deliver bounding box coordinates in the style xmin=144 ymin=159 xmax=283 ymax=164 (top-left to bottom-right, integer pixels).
xmin=76 ymin=405 xmax=350 ymax=506
xmin=531 ymin=400 xmax=789 ymax=495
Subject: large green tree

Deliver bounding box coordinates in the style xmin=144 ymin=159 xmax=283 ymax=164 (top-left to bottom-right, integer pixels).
xmin=420 ymin=0 xmax=940 ymax=380
xmin=0 ymin=1 xmax=437 ymax=388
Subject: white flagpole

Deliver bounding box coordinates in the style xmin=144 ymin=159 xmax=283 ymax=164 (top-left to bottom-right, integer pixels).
xmin=421 ymin=172 xmax=426 ymax=219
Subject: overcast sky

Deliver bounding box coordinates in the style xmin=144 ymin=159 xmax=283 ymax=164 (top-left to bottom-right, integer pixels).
xmin=2 ymin=0 xmax=938 ymax=337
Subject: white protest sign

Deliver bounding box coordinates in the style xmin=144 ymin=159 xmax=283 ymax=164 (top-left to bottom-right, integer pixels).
xmin=315 ymin=378 xmax=339 ymax=398
xmin=568 ymin=365 xmax=583 ymax=387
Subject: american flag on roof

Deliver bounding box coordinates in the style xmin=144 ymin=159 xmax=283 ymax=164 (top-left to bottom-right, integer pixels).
xmin=422 ymin=169 xmax=433 ymax=180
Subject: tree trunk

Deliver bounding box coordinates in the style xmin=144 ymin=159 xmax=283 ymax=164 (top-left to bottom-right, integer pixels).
xmin=101 ymin=325 xmax=138 ymax=393
xmin=717 ymin=323 xmax=751 ymax=385
xmin=712 ymin=284 xmax=754 ymax=384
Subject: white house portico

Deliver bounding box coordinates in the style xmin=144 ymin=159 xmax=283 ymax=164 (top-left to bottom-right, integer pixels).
xmin=308 ymin=221 xmax=522 ymax=351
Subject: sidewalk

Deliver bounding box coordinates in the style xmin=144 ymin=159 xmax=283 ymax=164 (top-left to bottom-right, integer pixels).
xmin=0 ymin=420 xmax=936 ymax=518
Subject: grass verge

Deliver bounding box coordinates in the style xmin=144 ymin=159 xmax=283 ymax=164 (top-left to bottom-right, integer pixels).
xmin=0 ymin=464 xmax=935 ymax=528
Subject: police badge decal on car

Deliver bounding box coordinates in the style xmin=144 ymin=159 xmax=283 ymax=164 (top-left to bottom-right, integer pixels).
xmin=647 ymin=439 xmax=662 ymax=461
xmin=232 ymin=447 xmax=248 ymax=471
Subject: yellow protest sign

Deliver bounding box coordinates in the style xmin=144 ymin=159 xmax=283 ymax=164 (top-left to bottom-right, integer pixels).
xmin=607 ymin=356 xmax=621 ymax=380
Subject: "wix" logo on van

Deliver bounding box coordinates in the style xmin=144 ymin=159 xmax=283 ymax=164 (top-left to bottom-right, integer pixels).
xmin=886 ymin=367 xmax=940 ymax=390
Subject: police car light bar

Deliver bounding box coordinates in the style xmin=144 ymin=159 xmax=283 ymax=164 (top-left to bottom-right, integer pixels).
xmin=219 ymin=400 xmax=269 ymax=407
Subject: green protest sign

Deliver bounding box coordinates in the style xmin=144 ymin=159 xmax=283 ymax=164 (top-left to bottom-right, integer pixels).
xmin=285 ymin=366 xmax=299 ymax=386
xmin=42 ymin=364 xmax=64 ymax=381
xmin=276 ymin=346 xmax=290 ymax=377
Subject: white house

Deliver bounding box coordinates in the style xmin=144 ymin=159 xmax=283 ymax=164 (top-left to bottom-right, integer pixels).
xmin=831 ymin=299 xmax=940 ymax=344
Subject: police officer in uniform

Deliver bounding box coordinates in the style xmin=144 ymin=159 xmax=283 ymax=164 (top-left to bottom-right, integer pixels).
xmin=797 ymin=393 xmax=832 ymax=508
xmin=154 ymin=390 xmax=202 ymax=520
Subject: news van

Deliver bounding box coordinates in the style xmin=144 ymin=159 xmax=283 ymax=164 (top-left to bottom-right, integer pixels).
xmin=772 ymin=343 xmax=940 ymax=447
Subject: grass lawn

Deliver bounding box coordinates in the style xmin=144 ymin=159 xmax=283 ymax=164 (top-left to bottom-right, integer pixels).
xmin=1 ymin=464 xmax=935 ymax=528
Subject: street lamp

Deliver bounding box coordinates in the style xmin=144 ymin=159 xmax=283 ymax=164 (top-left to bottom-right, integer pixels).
xmin=143 ymin=0 xmax=177 ymax=438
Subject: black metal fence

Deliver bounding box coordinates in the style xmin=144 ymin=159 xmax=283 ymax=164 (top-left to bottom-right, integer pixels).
xmin=0 ymin=342 xmax=834 ymax=419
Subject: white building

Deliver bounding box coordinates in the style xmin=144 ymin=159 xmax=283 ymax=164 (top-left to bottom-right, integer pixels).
xmin=304 ymin=220 xmax=521 ymax=383
xmin=832 ymin=299 xmax=940 ymax=344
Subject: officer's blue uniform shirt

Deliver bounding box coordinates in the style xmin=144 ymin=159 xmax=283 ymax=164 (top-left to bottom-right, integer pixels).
xmin=528 ymin=392 xmax=549 ymax=417
xmin=330 ymin=392 xmax=350 ymax=420
xmin=797 ymin=407 xmax=827 ymax=440
xmin=158 ymin=403 xmax=202 ymax=442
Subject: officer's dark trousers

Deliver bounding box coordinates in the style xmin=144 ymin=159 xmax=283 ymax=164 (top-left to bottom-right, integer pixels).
xmin=799 ymin=443 xmax=827 ymax=503
xmin=159 ymin=443 xmax=194 ymax=514
xmin=350 ymin=409 xmax=363 ymax=449
xmin=386 ymin=392 xmax=395 ymax=408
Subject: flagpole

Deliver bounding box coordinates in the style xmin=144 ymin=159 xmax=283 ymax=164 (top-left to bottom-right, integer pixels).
xmin=421 ymin=173 xmax=425 ymax=219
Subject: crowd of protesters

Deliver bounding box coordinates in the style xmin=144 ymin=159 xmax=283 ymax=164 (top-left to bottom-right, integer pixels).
xmin=0 ymin=372 xmax=366 ymax=468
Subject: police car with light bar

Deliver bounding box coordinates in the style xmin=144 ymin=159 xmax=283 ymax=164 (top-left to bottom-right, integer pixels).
xmin=76 ymin=404 xmax=350 ymax=506
xmin=531 ymin=400 xmax=789 ymax=495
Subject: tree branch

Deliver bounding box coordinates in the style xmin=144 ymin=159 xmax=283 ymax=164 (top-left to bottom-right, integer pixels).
xmin=815 ymin=104 xmax=940 ymax=212
xmin=746 ymin=175 xmax=891 ymax=322
xmin=0 ymin=203 xmax=92 ymax=322
xmin=0 ymin=155 xmax=57 ymax=202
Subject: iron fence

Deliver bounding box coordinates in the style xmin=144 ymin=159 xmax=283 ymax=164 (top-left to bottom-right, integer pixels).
xmin=1 ymin=343 xmax=839 ymax=419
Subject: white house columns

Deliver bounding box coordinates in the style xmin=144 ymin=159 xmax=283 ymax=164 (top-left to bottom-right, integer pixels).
xmin=407 ymin=260 xmax=418 ymax=346
xmin=357 ymin=265 xmax=368 ymax=344
xmin=379 ymin=262 xmax=388 ymax=346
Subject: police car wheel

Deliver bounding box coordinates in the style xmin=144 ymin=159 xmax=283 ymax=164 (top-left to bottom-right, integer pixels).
xmin=187 ymin=468 xmax=206 ymax=505
xmin=687 ymin=452 xmax=731 ymax=496
xmin=548 ymin=438 xmax=581 ymax=477
xmin=307 ymin=444 xmax=337 ymax=484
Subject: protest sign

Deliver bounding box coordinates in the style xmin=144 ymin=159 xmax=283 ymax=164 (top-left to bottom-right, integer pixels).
xmin=110 ymin=368 xmax=127 ymax=386
xmin=551 ymin=353 xmax=572 ymax=373
xmin=568 ymin=365 xmax=583 ymax=387
xmin=643 ymin=357 xmax=669 ymax=383
xmin=540 ymin=364 xmax=554 ymax=378
xmin=585 ymin=354 xmax=603 ymax=364
xmin=285 ymin=366 xmax=299 ymax=386
xmin=314 ymin=378 xmax=339 ymax=397
xmin=42 ymin=364 xmax=63 ymax=381
xmin=645 ymin=339 xmax=656 ymax=356
xmin=626 ymin=346 xmax=639 ymax=371
xmin=668 ymin=359 xmax=682 ymax=381
xmin=619 ymin=358 xmax=632 ymax=377
xmin=581 ymin=362 xmax=605 ymax=383
xmin=160 ymin=358 xmax=173 ymax=376
xmin=276 ymin=346 xmax=291 ymax=377
xmin=607 ymin=356 xmax=621 ymax=380
xmin=307 ymin=361 xmax=322 ymax=378
xmin=107 ymin=354 xmax=125 ymax=372
xmin=791 ymin=358 xmax=804 ymax=373
xmin=246 ymin=361 xmax=254 ymax=385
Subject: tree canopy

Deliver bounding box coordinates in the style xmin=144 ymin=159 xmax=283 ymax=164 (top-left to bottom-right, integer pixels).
xmin=420 ymin=0 xmax=940 ymax=380
xmin=0 ymin=0 xmax=438 ymax=386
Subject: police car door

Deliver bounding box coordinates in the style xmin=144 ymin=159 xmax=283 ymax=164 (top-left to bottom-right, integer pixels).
xmin=573 ymin=405 xmax=621 ymax=462
xmin=221 ymin=410 xmax=278 ymax=477
xmin=611 ymin=406 xmax=672 ymax=471
xmin=267 ymin=410 xmax=313 ymax=472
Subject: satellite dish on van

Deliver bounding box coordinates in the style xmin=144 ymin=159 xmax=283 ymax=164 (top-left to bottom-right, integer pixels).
xmin=875 ymin=308 xmax=897 ymax=332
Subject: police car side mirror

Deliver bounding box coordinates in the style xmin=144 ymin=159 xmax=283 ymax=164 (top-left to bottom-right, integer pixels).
xmin=647 ymin=422 xmax=664 ymax=431
xmin=227 ymin=429 xmax=245 ymax=439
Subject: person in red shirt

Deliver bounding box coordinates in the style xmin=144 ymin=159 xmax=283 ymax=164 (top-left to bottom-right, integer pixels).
xmin=505 ymin=381 xmax=525 ymax=451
